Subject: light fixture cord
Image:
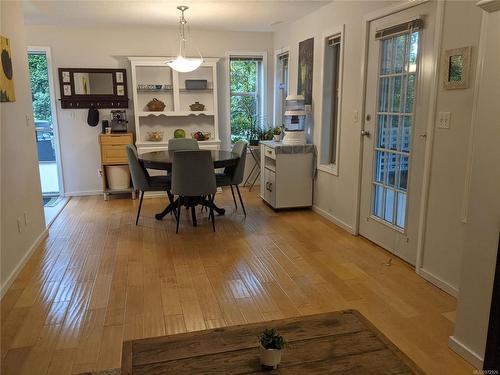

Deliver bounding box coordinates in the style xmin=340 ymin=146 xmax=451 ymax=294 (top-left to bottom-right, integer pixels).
xmin=179 ymin=8 xmax=187 ymax=56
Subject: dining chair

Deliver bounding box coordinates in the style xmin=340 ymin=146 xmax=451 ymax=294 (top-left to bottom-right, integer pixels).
xmin=126 ymin=145 xmax=174 ymax=225
xmin=171 ymin=150 xmax=217 ymax=233
xmin=168 ymin=138 xmax=199 ymax=151
xmin=216 ymin=140 xmax=248 ymax=215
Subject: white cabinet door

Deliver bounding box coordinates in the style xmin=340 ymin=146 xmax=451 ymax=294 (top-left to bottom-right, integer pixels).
xmin=264 ymin=168 xmax=276 ymax=207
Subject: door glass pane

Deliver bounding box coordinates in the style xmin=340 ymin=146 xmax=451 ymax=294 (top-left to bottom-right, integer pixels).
xmin=390 ymin=76 xmax=402 ymax=112
xmin=375 ymin=151 xmax=386 ymax=183
xmin=384 ymin=189 xmax=395 ymax=223
xmin=379 ymin=77 xmax=389 ymax=112
xmin=371 ymin=29 xmax=420 ymax=228
xmin=373 ymin=185 xmax=384 ymax=217
xmin=386 ymin=153 xmax=397 ymax=187
xmin=396 ymin=192 xmax=407 ymax=228
xmin=377 ymin=115 xmax=388 ymax=148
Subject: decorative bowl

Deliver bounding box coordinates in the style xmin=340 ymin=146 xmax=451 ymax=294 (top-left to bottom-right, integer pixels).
xmin=191 ymin=131 xmax=211 ymax=141
xmin=189 ymin=101 xmax=205 ymax=111
xmin=146 ymin=131 xmax=164 ymax=142
xmin=146 ymin=98 xmax=166 ymax=111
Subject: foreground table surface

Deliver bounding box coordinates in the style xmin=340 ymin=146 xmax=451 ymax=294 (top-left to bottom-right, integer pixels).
xmin=139 ymin=150 xmax=239 ymax=170
xmin=121 ymin=310 xmax=422 ymax=374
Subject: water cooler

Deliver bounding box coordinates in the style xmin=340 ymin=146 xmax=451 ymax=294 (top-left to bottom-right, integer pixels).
xmin=283 ymin=95 xmax=307 ymax=145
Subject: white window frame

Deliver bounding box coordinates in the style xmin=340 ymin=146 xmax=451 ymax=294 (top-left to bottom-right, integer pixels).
xmin=318 ymin=25 xmax=345 ymax=176
xmin=225 ymin=51 xmax=268 ymax=143
xmin=273 ymin=47 xmax=290 ymax=128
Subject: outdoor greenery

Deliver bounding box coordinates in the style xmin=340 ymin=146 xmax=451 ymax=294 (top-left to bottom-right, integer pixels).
xmin=28 ymin=53 xmax=52 ymax=124
xmin=230 ymin=60 xmax=261 ymax=142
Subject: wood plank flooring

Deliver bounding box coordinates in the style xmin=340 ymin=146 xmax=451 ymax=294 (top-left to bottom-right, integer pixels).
xmin=1 ymin=189 xmax=474 ymax=374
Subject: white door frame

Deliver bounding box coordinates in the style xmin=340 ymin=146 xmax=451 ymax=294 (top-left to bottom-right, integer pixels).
xmin=354 ymin=0 xmax=445 ymax=274
xmin=27 ymin=46 xmax=65 ymax=196
xmin=273 ymin=46 xmax=290 ymax=128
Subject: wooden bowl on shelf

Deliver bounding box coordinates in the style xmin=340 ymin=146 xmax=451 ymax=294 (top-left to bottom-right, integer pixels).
xmin=146 ymin=98 xmax=166 ymax=111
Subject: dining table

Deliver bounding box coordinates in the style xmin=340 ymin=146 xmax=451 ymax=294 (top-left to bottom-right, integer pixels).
xmin=138 ymin=149 xmax=240 ymax=225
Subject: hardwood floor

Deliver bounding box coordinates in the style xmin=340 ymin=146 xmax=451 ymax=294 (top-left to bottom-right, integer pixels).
xmin=1 ymin=189 xmax=474 ymax=375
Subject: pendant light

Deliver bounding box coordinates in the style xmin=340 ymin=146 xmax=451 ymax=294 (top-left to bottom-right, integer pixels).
xmin=167 ymin=6 xmax=203 ymax=73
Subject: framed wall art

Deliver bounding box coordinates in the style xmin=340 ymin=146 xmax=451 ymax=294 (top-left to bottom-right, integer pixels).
xmin=443 ymin=46 xmax=471 ymax=90
xmin=1 ymin=35 xmax=15 ymax=102
xmin=298 ymin=37 xmax=314 ymax=105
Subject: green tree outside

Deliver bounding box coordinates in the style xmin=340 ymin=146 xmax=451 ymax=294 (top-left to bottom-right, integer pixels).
xmin=28 ymin=53 xmax=52 ymax=125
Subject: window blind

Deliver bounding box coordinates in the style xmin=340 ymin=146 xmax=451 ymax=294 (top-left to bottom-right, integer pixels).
xmin=230 ymin=56 xmax=263 ymax=62
xmin=328 ymin=35 xmax=342 ymax=46
xmin=375 ymin=18 xmax=424 ymax=40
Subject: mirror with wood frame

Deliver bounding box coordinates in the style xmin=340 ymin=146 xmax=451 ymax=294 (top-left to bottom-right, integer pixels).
xmin=58 ymin=68 xmax=129 ymax=109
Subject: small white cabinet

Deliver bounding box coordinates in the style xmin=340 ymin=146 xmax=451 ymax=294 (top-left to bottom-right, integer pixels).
xmin=260 ymin=141 xmax=314 ymax=209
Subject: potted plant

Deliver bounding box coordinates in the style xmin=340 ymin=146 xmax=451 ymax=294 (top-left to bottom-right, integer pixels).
xmin=273 ymin=126 xmax=282 ymax=142
xmin=258 ymin=328 xmax=288 ymax=369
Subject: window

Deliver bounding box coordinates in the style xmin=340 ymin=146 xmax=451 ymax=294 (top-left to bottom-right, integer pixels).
xmin=320 ymin=33 xmax=343 ymax=170
xmin=229 ymin=56 xmax=264 ymax=142
xmin=275 ymin=51 xmax=289 ymax=127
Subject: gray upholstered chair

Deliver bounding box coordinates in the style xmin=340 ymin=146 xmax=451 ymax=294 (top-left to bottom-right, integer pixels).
xmin=126 ymin=145 xmax=173 ymax=225
xmin=168 ymin=138 xmax=199 ymax=151
xmin=171 ymin=150 xmax=217 ymax=233
xmin=216 ymin=140 xmax=248 ymax=215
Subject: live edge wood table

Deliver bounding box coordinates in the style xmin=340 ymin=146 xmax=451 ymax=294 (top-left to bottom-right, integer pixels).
xmin=121 ymin=310 xmax=423 ymax=374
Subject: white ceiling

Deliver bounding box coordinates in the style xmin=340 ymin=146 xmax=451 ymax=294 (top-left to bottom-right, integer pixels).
xmin=23 ymin=1 xmax=332 ymax=32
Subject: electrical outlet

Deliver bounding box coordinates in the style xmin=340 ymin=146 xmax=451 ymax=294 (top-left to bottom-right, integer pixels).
xmin=437 ymin=112 xmax=451 ymax=129
xmin=17 ymin=217 xmax=22 ymax=233
xmin=24 ymin=212 xmax=29 ymax=226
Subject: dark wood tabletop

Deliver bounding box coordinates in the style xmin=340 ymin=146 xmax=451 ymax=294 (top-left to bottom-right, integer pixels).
xmin=139 ymin=150 xmax=239 ymax=171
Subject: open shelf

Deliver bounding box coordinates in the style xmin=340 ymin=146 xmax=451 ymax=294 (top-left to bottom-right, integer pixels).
xmin=137 ymin=111 xmax=214 ymax=117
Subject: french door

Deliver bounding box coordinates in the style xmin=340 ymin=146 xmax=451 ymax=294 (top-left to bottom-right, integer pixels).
xmin=359 ymin=3 xmax=436 ymax=265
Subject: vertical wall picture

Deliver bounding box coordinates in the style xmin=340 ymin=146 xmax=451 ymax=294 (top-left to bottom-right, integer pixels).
xmin=443 ymin=46 xmax=471 ymax=90
xmin=297 ymin=37 xmax=314 ymax=105
xmin=0 ymin=35 xmax=16 ymax=102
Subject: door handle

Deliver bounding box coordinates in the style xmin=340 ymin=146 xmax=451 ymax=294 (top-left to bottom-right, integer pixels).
xmin=361 ymin=130 xmax=370 ymax=137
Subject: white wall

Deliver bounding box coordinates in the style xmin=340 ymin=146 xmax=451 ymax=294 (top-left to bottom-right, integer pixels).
xmin=1 ymin=1 xmax=46 ymax=293
xmin=450 ymin=7 xmax=500 ymax=368
xmin=25 ymin=25 xmax=274 ymax=195
xmin=274 ymin=0 xmax=484 ymax=294
xmin=420 ymin=0 xmax=483 ymax=294
xmin=274 ymin=0 xmax=396 ymax=232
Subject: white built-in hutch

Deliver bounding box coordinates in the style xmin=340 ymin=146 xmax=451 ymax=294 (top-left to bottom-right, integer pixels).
xmin=128 ymin=57 xmax=221 ymax=154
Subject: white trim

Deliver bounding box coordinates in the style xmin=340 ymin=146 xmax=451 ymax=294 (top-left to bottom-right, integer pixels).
xmin=225 ymin=51 xmax=268 ymax=142
xmin=273 ymin=46 xmax=290 ymax=128
xmin=415 ymin=0 xmax=445 ymax=272
xmin=418 ymin=268 xmax=459 ymax=297
xmin=448 ymin=336 xmax=484 ymax=369
xmin=27 ymin=46 xmax=65 ymax=196
xmin=65 ymin=190 xmax=102 ymax=197
xmin=476 ymin=0 xmax=500 ymax=12
xmin=317 ymin=24 xmax=345 ymax=177
xmin=354 ymin=1 xmax=432 ymax=236
xmin=0 ymin=228 xmax=49 ymax=298
xmin=312 ymin=205 xmax=355 ymax=234
xmin=461 ymin=11 xmax=488 ymax=223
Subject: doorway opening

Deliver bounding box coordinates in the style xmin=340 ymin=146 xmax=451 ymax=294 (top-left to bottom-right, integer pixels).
xmin=27 ymin=47 xmax=66 ymax=225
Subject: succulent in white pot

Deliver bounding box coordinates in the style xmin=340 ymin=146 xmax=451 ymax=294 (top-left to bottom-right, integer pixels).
xmin=258 ymin=328 xmax=288 ymax=369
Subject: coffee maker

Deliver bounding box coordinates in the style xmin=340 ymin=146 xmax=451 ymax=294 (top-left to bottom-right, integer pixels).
xmin=110 ymin=110 xmax=128 ymax=133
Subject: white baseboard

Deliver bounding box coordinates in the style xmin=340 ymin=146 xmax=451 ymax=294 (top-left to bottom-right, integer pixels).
xmin=418 ymin=268 xmax=459 ymax=297
xmin=448 ymin=336 xmax=483 ymax=369
xmin=312 ymin=205 xmax=355 ymax=234
xmin=0 ymin=228 xmax=49 ymax=298
xmin=65 ymin=190 xmax=102 ymax=197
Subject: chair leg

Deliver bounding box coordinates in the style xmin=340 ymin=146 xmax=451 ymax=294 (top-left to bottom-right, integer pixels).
xmin=167 ymin=190 xmax=177 ymax=220
xmin=209 ymin=194 xmax=216 ymax=232
xmin=176 ymin=197 xmax=182 ymax=234
xmin=235 ymin=185 xmax=246 ymax=216
xmin=135 ymin=191 xmax=144 ymax=225
xmin=230 ymin=185 xmax=237 ymax=210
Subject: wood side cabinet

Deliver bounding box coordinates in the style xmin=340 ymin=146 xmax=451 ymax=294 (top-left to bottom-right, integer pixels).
xmin=260 ymin=142 xmax=314 ymax=209
xmin=98 ymin=133 xmax=135 ymax=200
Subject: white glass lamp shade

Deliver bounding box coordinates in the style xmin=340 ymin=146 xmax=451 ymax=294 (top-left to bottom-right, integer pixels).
xmin=167 ymin=56 xmax=203 ymax=73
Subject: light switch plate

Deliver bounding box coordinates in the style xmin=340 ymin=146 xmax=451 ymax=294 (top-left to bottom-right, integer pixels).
xmin=438 ymin=112 xmax=451 ymax=129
